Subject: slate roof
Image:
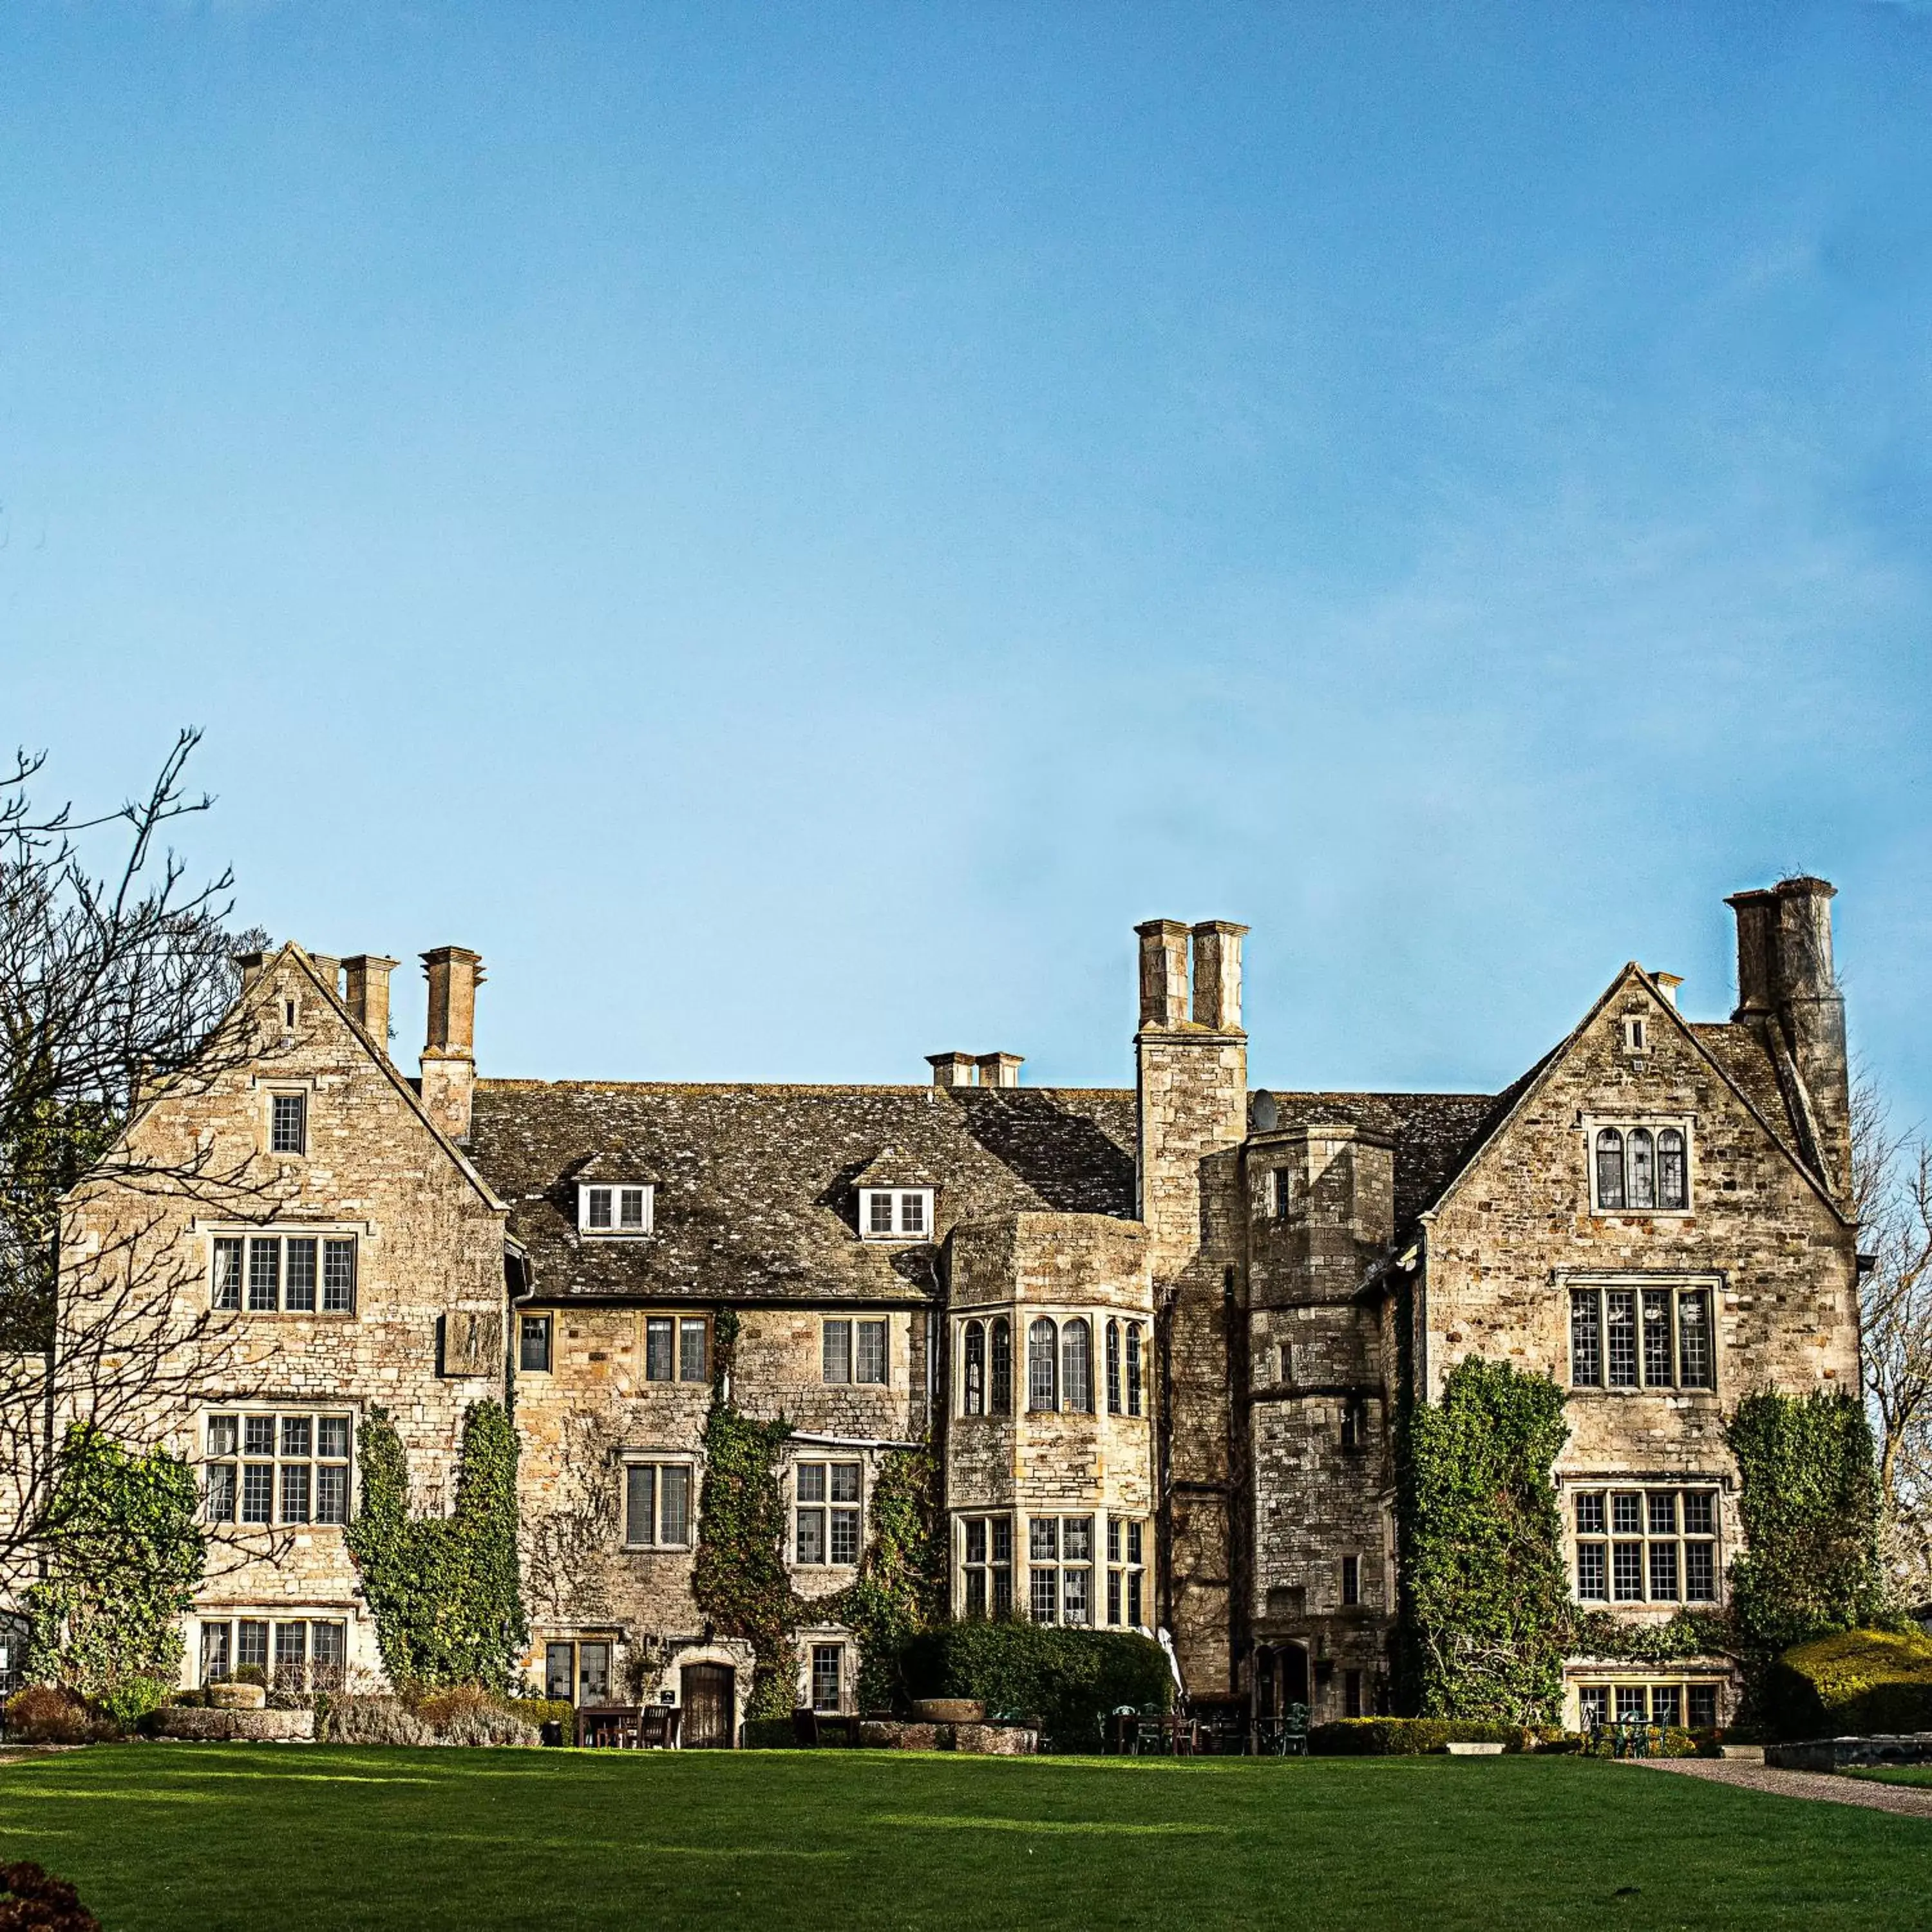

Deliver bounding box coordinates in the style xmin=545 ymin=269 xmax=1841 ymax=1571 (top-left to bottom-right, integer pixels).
xmin=466 ymin=1076 xmax=1507 ymax=1304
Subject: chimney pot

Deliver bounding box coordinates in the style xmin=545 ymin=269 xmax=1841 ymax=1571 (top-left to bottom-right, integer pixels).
xmin=974 ymin=1052 xmax=1024 ymax=1089
xmin=343 ymin=955 xmax=400 ymax=1051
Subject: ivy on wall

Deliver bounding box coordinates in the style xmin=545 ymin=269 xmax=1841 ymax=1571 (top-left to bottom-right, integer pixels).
xmin=1725 ymin=1388 xmax=1889 ymax=1669
xmin=24 ymin=1424 xmax=204 ymax=1694
xmin=345 ymin=1400 xmax=527 ymax=1690
xmin=824 ymin=1445 xmax=947 ymax=1710
xmin=1398 ymin=1356 xmax=1571 ymax=1722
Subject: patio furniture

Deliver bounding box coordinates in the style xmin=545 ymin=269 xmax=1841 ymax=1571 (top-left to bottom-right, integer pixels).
xmin=576 ymin=1703 xmax=643 ymax=1748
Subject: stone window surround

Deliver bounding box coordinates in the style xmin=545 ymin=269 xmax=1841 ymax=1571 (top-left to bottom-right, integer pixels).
xmin=198 ymin=1611 xmax=351 ymax=1690
xmin=1571 ymin=1677 xmax=1726 ymax=1731
xmin=249 ymin=1075 xmax=316 ymax=1160
xmin=1580 ymin=1113 xmax=1695 ymax=1217
xmin=620 ymin=1452 xmax=697 ymax=1551
xmin=209 ymin=1226 xmax=361 ymax=1318
xmin=202 ymin=1405 xmax=355 ymax=1529
xmin=1564 ymin=1271 xmax=1721 ymax=1395
xmin=518 ymin=1311 xmax=553 ymax=1372
xmin=953 ymin=1508 xmax=1148 ymax=1627
xmin=790 ymin=1454 xmax=864 ymax=1568
xmin=1569 ymin=1480 xmax=1722 ymax=1607
xmin=805 ymin=1634 xmax=850 ymax=1714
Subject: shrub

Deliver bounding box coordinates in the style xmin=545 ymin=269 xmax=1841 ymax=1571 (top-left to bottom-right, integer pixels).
xmin=507 ymin=1696 xmax=575 ymax=1743
xmin=2 ymin=1685 xmax=107 ymax=1746
xmin=414 ymin=1685 xmax=538 ymax=1747
xmin=1308 ymin=1719 xmax=1556 ymax=1756
xmin=1581 ymin=1725 xmax=1701 ymax=1759
xmin=898 ymin=1622 xmax=1171 ymax=1752
xmin=1760 ymin=1627 xmax=1932 ymax=1740
xmin=741 ymin=1718 xmax=800 ymax=1749
xmin=93 ymin=1676 xmax=166 ymax=1734
xmin=324 ymin=1696 xmax=434 ymax=1747
xmin=0 ymin=1859 xmax=101 ymax=1931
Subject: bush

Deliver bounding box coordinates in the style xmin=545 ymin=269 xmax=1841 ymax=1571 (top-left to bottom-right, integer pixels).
xmin=1308 ymin=1719 xmax=1559 ymax=1756
xmin=898 ymin=1622 xmax=1171 ymax=1752
xmin=413 ymin=1686 xmax=537 ymax=1747
xmin=1761 ymin=1627 xmax=1932 ymax=1740
xmin=1581 ymin=1725 xmax=1702 ymax=1759
xmin=324 ymin=1695 xmax=435 ymax=1747
xmin=2 ymin=1685 xmax=108 ymax=1746
xmin=93 ymin=1676 xmax=167 ymax=1734
xmin=0 ymin=1859 xmax=101 ymax=1931
xmin=507 ymin=1696 xmax=574 ymax=1743
xmin=742 ymin=1718 xmax=800 ymax=1749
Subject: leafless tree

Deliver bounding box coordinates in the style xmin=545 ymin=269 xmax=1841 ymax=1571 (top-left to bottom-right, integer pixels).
xmin=1853 ymin=1076 xmax=1932 ymax=1604
xmin=0 ymin=732 xmax=279 ymax=1607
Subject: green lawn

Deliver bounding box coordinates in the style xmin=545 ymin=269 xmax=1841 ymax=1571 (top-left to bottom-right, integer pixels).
xmin=1849 ymin=1765 xmax=1932 ymax=1788
xmin=2 ymin=1745 xmax=1927 ymax=1931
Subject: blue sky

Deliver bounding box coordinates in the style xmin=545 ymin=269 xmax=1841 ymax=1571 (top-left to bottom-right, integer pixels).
xmin=3 ymin=3 xmax=1928 ymax=1117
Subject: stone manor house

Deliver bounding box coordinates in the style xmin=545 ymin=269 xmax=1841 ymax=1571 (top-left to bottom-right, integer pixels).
xmin=49 ymin=879 xmax=1858 ymax=1743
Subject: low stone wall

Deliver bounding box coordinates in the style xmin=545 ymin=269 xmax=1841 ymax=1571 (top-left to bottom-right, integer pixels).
xmin=155 ymin=1707 xmax=315 ymax=1743
xmin=858 ymin=1719 xmax=1036 ymax=1756
xmin=1767 ymin=1734 xmax=1932 ymax=1772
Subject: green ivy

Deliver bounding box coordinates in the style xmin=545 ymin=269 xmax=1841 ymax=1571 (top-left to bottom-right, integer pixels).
xmin=1725 ymin=1389 xmax=1889 ymax=1669
xmin=24 ymin=1424 xmax=204 ymax=1694
xmin=824 ymin=1446 xmax=947 ymax=1710
xmin=1398 ymin=1356 xmax=1571 ymax=1722
xmin=345 ymin=1401 xmax=527 ymax=1690
xmin=1567 ymin=1608 xmax=1730 ymax=1665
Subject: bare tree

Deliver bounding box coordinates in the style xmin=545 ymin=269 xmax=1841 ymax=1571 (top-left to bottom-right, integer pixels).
xmin=1852 ymin=1076 xmax=1932 ymax=1604
xmin=0 ymin=732 xmax=277 ymax=1610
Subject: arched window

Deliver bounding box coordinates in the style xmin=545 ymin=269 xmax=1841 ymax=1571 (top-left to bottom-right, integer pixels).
xmin=1062 ymin=1318 xmax=1093 ymax=1414
xmin=1125 ymin=1323 xmax=1143 ymax=1417
xmin=1027 ymin=1318 xmax=1058 ymax=1412
xmin=963 ymin=1320 xmax=985 ymax=1417
xmin=990 ymin=1318 xmax=1012 ymax=1415
xmin=1105 ymin=1320 xmax=1122 ymax=1415
xmin=1627 ymin=1128 xmax=1655 ymax=1209
xmin=1595 ymin=1128 xmax=1625 ymax=1210
xmin=1658 ymin=1129 xmax=1687 ymax=1210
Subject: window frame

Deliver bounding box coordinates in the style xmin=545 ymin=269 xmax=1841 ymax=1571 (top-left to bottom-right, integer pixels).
xmin=1571 ymin=1484 xmax=1721 ymax=1607
xmin=199 ymin=1615 xmax=346 ymax=1692
xmin=518 ymin=1312 xmax=553 ymax=1374
xmin=211 ymin=1229 xmax=358 ymax=1318
xmin=543 ymin=1636 xmax=616 ymax=1706
xmin=1574 ymin=1678 xmax=1724 ymax=1730
xmin=576 ymin=1183 xmax=655 ymax=1238
xmin=858 ymin=1188 xmax=936 ymax=1243
xmin=822 ymin=1317 xmax=889 ymax=1386
xmin=1104 ymin=1517 xmax=1147 ymax=1630
xmin=268 ymin=1090 xmax=308 ymax=1157
xmin=621 ymin=1458 xmax=696 ymax=1550
xmin=792 ymin=1458 xmax=864 ymax=1568
xmin=1567 ymin=1278 xmax=1719 ymax=1393
xmin=1026 ymin=1514 xmax=1095 ymax=1626
xmin=960 ymin=1513 xmax=1014 ymax=1618
xmin=961 ymin=1320 xmax=985 ymax=1417
xmin=204 ymin=1408 xmax=354 ymax=1529
xmin=641 ymin=1312 xmax=712 ymax=1385
xmin=1584 ymin=1117 xmax=1694 ymax=1216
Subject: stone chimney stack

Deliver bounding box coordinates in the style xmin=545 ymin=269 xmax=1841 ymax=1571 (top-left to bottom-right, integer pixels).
xmin=1137 ymin=920 xmax=1191 ymax=1031
xmin=1190 ymin=922 xmax=1248 ymax=1032
xmin=927 ymin=1052 xmax=976 ymax=1088
xmin=343 ymin=955 xmax=399 ymax=1052
xmin=975 ymin=1052 xmax=1023 ymax=1089
xmin=235 ymin=950 xmax=269 ymax=993
xmin=421 ymin=945 xmax=484 ymax=1141
xmin=1726 ymin=878 xmax=1850 ymax=1201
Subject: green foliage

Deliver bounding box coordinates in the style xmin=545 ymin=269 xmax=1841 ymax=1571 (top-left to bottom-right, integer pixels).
xmin=93 ymin=1676 xmax=167 ymax=1732
xmin=824 ymin=1447 xmax=947 ymax=1710
xmin=1567 ymin=1608 xmax=1731 ymax=1664
xmin=741 ymin=1716 xmax=804 ymax=1748
xmin=24 ymin=1425 xmax=204 ymax=1695
xmin=898 ymin=1620 xmax=1171 ymax=1750
xmin=1726 ymin=1390 xmax=1888 ymax=1668
xmin=345 ymin=1402 xmax=527 ymax=1690
xmin=690 ymin=1401 xmax=797 ymax=1718
xmin=1398 ymin=1357 xmax=1571 ymax=1722
xmin=1309 ymin=1719 xmax=1557 ymax=1756
xmin=1761 ymin=1627 xmax=1932 ymax=1740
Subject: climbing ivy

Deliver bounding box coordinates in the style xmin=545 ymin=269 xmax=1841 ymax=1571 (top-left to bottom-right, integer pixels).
xmin=1725 ymin=1388 xmax=1889 ymax=1669
xmin=24 ymin=1424 xmax=205 ymax=1694
xmin=825 ymin=1446 xmax=947 ymax=1710
xmin=345 ymin=1400 xmax=527 ymax=1690
xmin=1567 ymin=1608 xmax=1731 ymax=1665
xmin=1398 ymin=1356 xmax=1571 ymax=1722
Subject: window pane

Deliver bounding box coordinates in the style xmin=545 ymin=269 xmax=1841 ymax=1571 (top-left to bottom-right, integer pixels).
xmin=1595 ymin=1129 xmax=1625 ymax=1210
xmin=1108 ymin=1568 xmax=1122 ymax=1625
xmin=1611 ymin=1492 xmax=1643 ymax=1535
xmin=1106 ymin=1320 xmax=1121 ymax=1414
xmin=271 ymin=1092 xmax=307 ymax=1155
xmin=645 ymin=1317 xmax=674 ymax=1381
xmin=1685 ymin=1542 xmax=1717 ymax=1600
xmin=1577 ymin=1543 xmax=1607 ymax=1600
xmin=316 ymin=1464 xmax=348 ymax=1524
xmin=1126 ymin=1325 xmax=1142 ymax=1417
xmin=991 ymin=1517 xmax=1012 ymax=1565
xmin=247 ymin=1238 xmax=281 ymax=1312
xmin=994 ymin=1566 xmax=1014 ymax=1616
xmin=274 ymin=1621 xmax=307 ymax=1670
xmin=1063 ymin=1517 xmax=1092 ymax=1560
xmin=797 ymin=1463 xmax=826 ymax=1503
xmin=284 ymin=1238 xmax=317 ymax=1311
xmin=579 ymin=1644 xmax=610 ymax=1702
xmin=242 ymin=1466 xmax=274 ymax=1524
xmin=237 ymin=1621 xmax=269 ymax=1669
xmin=829 ymin=1463 xmax=860 ymax=1503
xmin=206 ymin=1464 xmax=236 ymax=1522
xmin=1127 ymin=1522 xmax=1142 ymax=1566
xmin=1647 ymin=1492 xmax=1677 ymax=1536
xmin=1341 ymin=1555 xmax=1360 ymax=1605
xmin=1028 ymin=1319 xmax=1057 ymax=1411
xmin=811 ymin=1645 xmax=842 ymax=1713
xmin=830 ymin=1508 xmax=860 ymax=1564
xmin=1575 ymin=1491 xmax=1605 ymax=1535
xmin=1606 ymin=1292 xmax=1638 ymax=1386
xmin=213 ymin=1238 xmax=243 ymax=1310
xmin=1062 ymin=1567 xmax=1090 ymax=1625
xmin=1627 ymin=1129 xmax=1655 ymax=1209
xmin=899 ymin=1192 xmax=925 ymax=1235
xmin=1030 ymin=1568 xmax=1057 ymax=1624
xmin=1061 ymin=1319 xmax=1092 ymax=1413
xmin=856 ymin=1320 xmax=887 ymax=1385
xmin=1658 ymin=1130 xmax=1687 ymax=1209
xmin=312 ymin=1622 xmax=346 ymax=1690
xmin=796 ymin=1507 xmax=824 ymax=1564
xmin=660 ymin=1466 xmax=690 ymax=1545
xmin=822 ymin=1320 xmax=852 ymax=1384
xmin=1688 ymin=1684 xmax=1718 ymax=1728
xmin=627 ymin=1464 xmax=657 ymax=1546
xmin=965 ymin=1569 xmax=987 ymax=1617
xmin=207 ymin=1415 xmax=238 ymax=1456
xmin=243 ymin=1416 xmax=276 ymax=1455
xmin=1651 ymin=1685 xmax=1681 ymax=1727
xmin=587 ymin=1188 xmax=612 ymax=1229
xmin=1648 ymin=1542 xmax=1679 ymax=1601
xmin=1030 ymin=1518 xmax=1058 ymax=1560
xmin=1612 ymin=1543 xmax=1644 ymax=1600
xmin=1127 ymin=1569 xmax=1142 ymax=1626
xmin=200 ymin=1622 xmax=231 ymax=1684
xmin=1570 ymin=1291 xmax=1602 ymax=1387
xmin=966 ymin=1519 xmax=986 ymax=1565
xmin=1678 ymin=1293 xmax=1713 ymax=1388
xmin=1615 ymin=1686 xmax=1646 ymax=1723
xmin=317 ymin=1417 xmax=350 ymax=1460
xmin=1274 ymin=1168 xmax=1293 ymax=1219
xmin=991 ymin=1319 xmax=1012 ymax=1414
xmin=281 ymin=1416 xmax=312 ymax=1458
xmin=1682 ymin=1491 xmax=1715 ymax=1536
xmin=1107 ymin=1519 xmax=1121 ymax=1563
xmin=322 ymin=1239 xmax=356 ymax=1312
xmin=1642 ymin=1291 xmax=1672 ymax=1386
xmin=545 ymin=1643 xmax=573 ymax=1700
xmin=280 ymin=1464 xmax=311 ymax=1524
xmin=520 ymin=1316 xmax=551 ymax=1372
xmin=1578 ymin=1686 xmax=1607 ymax=1728
xmin=965 ymin=1322 xmax=985 ymax=1416
xmin=679 ymin=1318 xmax=708 ymax=1383
xmin=619 ymin=1188 xmax=647 ymax=1229
xmin=868 ymin=1193 xmax=894 ymax=1235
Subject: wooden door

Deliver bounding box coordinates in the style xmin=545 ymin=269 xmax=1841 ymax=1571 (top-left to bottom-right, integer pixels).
xmin=681 ymin=1663 xmax=736 ymax=1748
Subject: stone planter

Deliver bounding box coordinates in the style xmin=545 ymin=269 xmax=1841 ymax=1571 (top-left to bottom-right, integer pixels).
xmin=156 ymin=1706 xmax=314 ymax=1742
xmin=207 ymin=1683 xmax=267 ymax=1712
xmin=913 ymin=1699 xmax=985 ymax=1725
xmin=954 ymin=1723 xmax=1036 ymax=1756
xmin=1443 ymin=1742 xmax=1505 ymax=1756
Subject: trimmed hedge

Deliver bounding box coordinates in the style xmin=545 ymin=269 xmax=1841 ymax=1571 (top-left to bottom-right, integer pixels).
xmin=898 ymin=1622 xmax=1171 ymax=1751
xmin=1762 ymin=1627 xmax=1932 ymax=1740
xmin=1309 ymin=1719 xmax=1557 ymax=1756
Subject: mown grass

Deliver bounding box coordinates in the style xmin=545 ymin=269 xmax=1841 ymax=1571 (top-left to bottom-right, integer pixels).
xmin=1 ymin=1745 xmax=1928 ymax=1931
xmin=1848 ymin=1763 xmax=1932 ymax=1788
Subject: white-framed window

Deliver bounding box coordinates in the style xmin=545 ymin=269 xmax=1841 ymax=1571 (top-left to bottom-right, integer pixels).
xmin=822 ymin=1318 xmax=889 ymax=1385
xmin=578 ymin=1184 xmax=654 ymax=1236
xmin=1569 ymin=1280 xmax=1716 ymax=1391
xmin=1028 ymin=1515 xmax=1094 ymax=1625
xmin=859 ymin=1189 xmax=934 ymax=1242
xmin=269 ymin=1091 xmax=308 ymax=1156
xmin=1587 ymin=1121 xmax=1691 ymax=1213
xmin=205 ymin=1410 xmax=353 ymax=1527
xmin=1574 ymin=1486 xmax=1719 ymax=1604
xmin=794 ymin=1460 xmax=862 ymax=1566
xmin=200 ymin=1616 xmax=345 ymax=1692
xmin=1105 ymin=1519 xmax=1146 ymax=1628
xmin=961 ymin=1514 xmax=1014 ymax=1616
xmin=623 ymin=1461 xmax=694 ymax=1548
xmin=519 ymin=1314 xmax=553 ymax=1372
xmin=643 ymin=1314 xmax=710 ymax=1384
xmin=212 ymin=1231 xmax=357 ymax=1316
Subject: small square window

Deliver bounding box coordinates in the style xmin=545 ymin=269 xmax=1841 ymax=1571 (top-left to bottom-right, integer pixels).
xmin=270 ymin=1092 xmax=307 ymax=1155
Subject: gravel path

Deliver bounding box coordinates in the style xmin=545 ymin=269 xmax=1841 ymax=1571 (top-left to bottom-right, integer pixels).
xmin=1628 ymin=1756 xmax=1932 ymax=1819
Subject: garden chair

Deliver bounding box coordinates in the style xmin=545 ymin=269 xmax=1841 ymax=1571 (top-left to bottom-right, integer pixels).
xmin=1277 ymin=1703 xmax=1310 ymax=1757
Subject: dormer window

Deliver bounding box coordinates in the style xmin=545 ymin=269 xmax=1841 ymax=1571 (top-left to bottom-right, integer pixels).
xmin=578 ymin=1184 xmax=654 ymax=1236
xmin=860 ymin=1189 xmax=933 ymax=1242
